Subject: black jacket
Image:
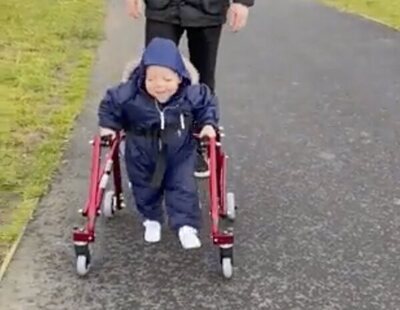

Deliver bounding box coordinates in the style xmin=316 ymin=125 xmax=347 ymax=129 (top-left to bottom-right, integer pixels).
xmin=144 ymin=0 xmax=254 ymax=27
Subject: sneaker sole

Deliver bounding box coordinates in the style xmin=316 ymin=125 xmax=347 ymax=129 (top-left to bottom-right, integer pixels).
xmin=181 ymin=243 xmax=202 ymax=250
xmin=194 ymin=171 xmax=210 ymax=178
xmin=144 ymin=238 xmax=161 ymax=243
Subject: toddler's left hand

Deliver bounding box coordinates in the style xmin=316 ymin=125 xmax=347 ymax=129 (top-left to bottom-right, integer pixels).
xmin=199 ymin=125 xmax=216 ymax=139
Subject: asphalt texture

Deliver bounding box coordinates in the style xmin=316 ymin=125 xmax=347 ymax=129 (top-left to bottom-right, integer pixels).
xmin=1 ymin=0 xmax=400 ymax=309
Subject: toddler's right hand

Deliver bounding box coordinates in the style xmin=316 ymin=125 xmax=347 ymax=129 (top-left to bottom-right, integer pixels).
xmin=199 ymin=125 xmax=216 ymax=139
xmin=99 ymin=127 xmax=116 ymax=139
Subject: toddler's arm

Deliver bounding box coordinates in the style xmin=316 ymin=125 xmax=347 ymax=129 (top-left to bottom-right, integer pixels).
xmin=98 ymin=81 xmax=134 ymax=134
xmin=190 ymin=84 xmax=219 ymax=131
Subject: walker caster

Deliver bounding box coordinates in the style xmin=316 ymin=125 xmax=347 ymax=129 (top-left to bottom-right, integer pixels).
xmin=226 ymin=192 xmax=236 ymax=221
xmin=74 ymin=244 xmax=91 ymax=276
xmin=221 ymin=258 xmax=233 ymax=279
xmin=220 ymin=246 xmax=233 ymax=279
xmin=102 ymin=190 xmax=116 ymax=218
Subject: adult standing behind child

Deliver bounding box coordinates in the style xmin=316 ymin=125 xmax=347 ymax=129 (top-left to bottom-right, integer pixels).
xmin=125 ymin=0 xmax=254 ymax=177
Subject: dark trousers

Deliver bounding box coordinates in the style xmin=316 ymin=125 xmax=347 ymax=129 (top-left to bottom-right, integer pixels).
xmin=145 ymin=19 xmax=222 ymax=92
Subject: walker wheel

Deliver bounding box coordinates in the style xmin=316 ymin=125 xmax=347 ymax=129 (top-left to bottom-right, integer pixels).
xmin=74 ymin=243 xmax=91 ymax=276
xmin=220 ymin=246 xmax=234 ymax=279
xmin=76 ymin=255 xmax=90 ymax=276
xmin=226 ymin=192 xmax=236 ymax=221
xmin=221 ymin=258 xmax=233 ymax=279
xmin=102 ymin=190 xmax=116 ymax=218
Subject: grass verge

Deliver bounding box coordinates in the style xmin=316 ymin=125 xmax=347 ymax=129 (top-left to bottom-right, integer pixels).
xmin=320 ymin=0 xmax=400 ymax=29
xmin=0 ymin=0 xmax=105 ymax=265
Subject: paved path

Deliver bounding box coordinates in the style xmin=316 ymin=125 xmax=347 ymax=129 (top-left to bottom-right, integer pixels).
xmin=1 ymin=0 xmax=400 ymax=309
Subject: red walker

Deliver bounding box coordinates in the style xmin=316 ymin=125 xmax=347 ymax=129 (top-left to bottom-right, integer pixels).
xmin=72 ymin=128 xmax=236 ymax=278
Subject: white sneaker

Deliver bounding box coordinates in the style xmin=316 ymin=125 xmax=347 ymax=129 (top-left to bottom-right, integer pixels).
xmin=178 ymin=226 xmax=201 ymax=249
xmin=143 ymin=220 xmax=161 ymax=243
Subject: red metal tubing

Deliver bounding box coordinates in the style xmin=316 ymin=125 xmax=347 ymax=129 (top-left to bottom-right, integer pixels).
xmin=208 ymin=137 xmax=220 ymax=240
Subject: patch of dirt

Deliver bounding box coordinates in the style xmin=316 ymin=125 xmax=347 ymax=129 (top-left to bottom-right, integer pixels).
xmin=0 ymin=192 xmax=21 ymax=226
xmin=0 ymin=243 xmax=9 ymax=267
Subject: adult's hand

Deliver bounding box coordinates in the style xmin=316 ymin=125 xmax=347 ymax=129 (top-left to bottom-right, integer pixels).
xmin=126 ymin=0 xmax=142 ymax=19
xmin=227 ymin=3 xmax=249 ymax=32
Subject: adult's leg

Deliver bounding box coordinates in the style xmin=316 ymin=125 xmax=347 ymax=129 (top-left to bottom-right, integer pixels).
xmin=145 ymin=19 xmax=184 ymax=46
xmin=145 ymin=23 xmax=222 ymax=178
xmin=186 ymin=26 xmax=222 ymax=92
xmin=186 ymin=26 xmax=222 ymax=177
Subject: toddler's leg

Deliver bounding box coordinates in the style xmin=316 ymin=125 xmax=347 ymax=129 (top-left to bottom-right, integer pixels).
xmin=130 ymin=182 xmax=164 ymax=223
xmin=125 ymin=140 xmax=164 ymax=242
xmin=130 ymin=182 xmax=164 ymax=243
xmin=164 ymin=153 xmax=201 ymax=249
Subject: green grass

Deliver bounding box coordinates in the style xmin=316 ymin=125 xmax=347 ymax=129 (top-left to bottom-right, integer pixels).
xmin=0 ymin=0 xmax=105 ymax=264
xmin=321 ymin=0 xmax=400 ymax=29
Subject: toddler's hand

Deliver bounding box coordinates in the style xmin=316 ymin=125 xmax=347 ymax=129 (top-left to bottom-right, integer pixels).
xmin=199 ymin=125 xmax=216 ymax=139
xmin=100 ymin=127 xmax=116 ymax=139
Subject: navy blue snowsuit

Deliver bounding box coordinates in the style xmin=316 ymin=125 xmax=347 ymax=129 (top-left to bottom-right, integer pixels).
xmin=98 ymin=38 xmax=219 ymax=230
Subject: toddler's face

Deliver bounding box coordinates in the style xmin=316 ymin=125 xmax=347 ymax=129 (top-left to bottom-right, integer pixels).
xmin=145 ymin=65 xmax=181 ymax=103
